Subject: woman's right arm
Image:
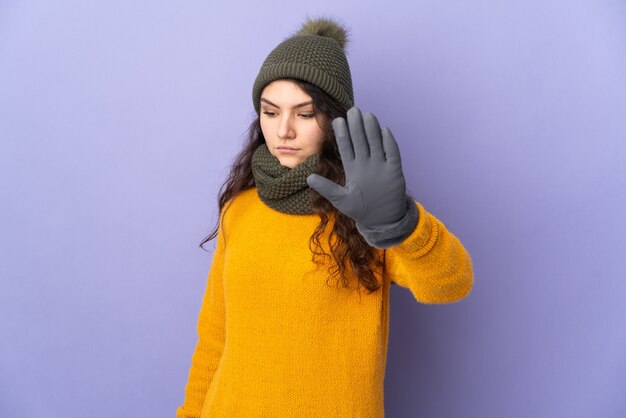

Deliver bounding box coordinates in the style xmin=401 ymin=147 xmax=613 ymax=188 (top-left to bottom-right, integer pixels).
xmin=176 ymin=215 xmax=228 ymax=418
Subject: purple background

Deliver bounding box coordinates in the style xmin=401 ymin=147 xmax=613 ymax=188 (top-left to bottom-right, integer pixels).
xmin=1 ymin=1 xmax=625 ymax=417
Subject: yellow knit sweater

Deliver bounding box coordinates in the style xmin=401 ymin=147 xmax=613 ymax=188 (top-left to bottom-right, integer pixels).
xmin=176 ymin=187 xmax=473 ymax=417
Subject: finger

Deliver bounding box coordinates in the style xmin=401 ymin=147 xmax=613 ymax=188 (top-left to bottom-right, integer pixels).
xmin=307 ymin=173 xmax=346 ymax=202
xmin=363 ymin=112 xmax=384 ymax=159
xmin=347 ymin=106 xmax=369 ymax=158
xmin=332 ymin=117 xmax=354 ymax=161
xmin=382 ymin=127 xmax=402 ymax=164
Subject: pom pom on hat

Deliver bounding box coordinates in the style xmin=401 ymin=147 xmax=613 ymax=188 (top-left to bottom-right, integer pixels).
xmin=291 ymin=15 xmax=350 ymax=50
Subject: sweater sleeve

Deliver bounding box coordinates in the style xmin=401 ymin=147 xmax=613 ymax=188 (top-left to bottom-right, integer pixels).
xmin=383 ymin=200 xmax=474 ymax=304
xmin=176 ymin=211 xmax=228 ymax=418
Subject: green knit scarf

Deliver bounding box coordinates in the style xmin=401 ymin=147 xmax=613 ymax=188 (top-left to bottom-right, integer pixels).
xmin=251 ymin=143 xmax=321 ymax=214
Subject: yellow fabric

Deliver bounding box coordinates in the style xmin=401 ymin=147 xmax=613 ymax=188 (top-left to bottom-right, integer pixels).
xmin=176 ymin=187 xmax=473 ymax=417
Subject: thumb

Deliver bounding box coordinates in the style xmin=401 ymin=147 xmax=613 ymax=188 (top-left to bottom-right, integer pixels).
xmin=307 ymin=174 xmax=346 ymax=202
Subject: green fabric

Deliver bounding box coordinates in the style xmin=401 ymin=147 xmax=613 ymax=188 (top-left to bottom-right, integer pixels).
xmin=252 ymin=18 xmax=354 ymax=114
xmin=251 ymin=143 xmax=321 ymax=214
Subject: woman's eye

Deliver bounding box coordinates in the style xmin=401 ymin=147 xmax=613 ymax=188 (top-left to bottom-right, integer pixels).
xmin=263 ymin=111 xmax=314 ymax=119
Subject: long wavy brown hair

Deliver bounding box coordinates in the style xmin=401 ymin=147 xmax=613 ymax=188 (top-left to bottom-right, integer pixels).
xmin=199 ymin=78 xmax=389 ymax=294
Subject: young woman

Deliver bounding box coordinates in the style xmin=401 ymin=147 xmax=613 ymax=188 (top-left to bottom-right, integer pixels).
xmin=176 ymin=16 xmax=473 ymax=418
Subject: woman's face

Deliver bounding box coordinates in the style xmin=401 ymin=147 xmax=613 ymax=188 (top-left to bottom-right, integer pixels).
xmin=259 ymin=79 xmax=327 ymax=169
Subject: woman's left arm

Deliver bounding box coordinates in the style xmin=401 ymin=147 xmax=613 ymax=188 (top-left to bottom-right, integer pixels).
xmin=380 ymin=199 xmax=473 ymax=304
xmin=307 ymin=106 xmax=473 ymax=303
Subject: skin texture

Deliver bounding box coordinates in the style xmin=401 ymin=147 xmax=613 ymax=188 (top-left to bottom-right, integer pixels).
xmin=259 ymin=79 xmax=327 ymax=169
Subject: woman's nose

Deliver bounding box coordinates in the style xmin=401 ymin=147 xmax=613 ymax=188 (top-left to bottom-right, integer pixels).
xmin=277 ymin=116 xmax=295 ymax=139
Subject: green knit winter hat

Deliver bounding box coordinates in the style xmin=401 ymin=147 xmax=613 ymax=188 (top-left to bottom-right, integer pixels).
xmin=252 ymin=16 xmax=354 ymax=114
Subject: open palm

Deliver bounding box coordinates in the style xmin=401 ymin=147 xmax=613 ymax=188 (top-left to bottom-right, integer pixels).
xmin=307 ymin=106 xmax=409 ymax=229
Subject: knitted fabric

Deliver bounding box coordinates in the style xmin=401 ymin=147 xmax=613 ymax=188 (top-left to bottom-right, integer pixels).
xmin=252 ymin=23 xmax=354 ymax=113
xmin=250 ymin=143 xmax=320 ymax=214
xmin=175 ymin=188 xmax=474 ymax=417
xmin=251 ymin=143 xmax=421 ymax=249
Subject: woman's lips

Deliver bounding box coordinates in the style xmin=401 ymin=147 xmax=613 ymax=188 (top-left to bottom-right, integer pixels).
xmin=277 ymin=147 xmax=298 ymax=154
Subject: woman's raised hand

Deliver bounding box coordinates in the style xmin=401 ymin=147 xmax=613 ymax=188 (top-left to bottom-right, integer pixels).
xmin=307 ymin=106 xmax=409 ymax=229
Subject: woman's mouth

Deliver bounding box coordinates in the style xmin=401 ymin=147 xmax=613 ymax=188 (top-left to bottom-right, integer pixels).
xmin=277 ymin=147 xmax=298 ymax=153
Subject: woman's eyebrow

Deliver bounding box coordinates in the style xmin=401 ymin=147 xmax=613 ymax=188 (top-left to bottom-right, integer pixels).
xmin=260 ymin=97 xmax=313 ymax=109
